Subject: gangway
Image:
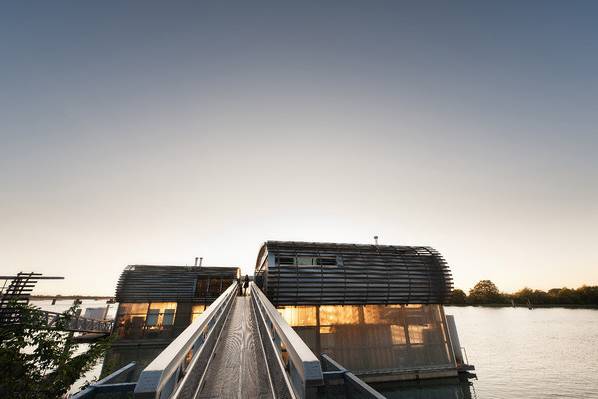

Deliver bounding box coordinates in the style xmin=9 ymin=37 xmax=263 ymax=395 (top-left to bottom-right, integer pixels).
xmin=128 ymin=282 xmax=383 ymax=399
xmin=0 ymin=272 xmax=112 ymax=335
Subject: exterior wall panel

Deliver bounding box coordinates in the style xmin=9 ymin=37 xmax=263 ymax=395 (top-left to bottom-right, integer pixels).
xmin=255 ymin=241 xmax=453 ymax=306
xmin=115 ymin=265 xmax=239 ymax=303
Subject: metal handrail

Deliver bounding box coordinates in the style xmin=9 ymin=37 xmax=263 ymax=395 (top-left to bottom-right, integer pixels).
xmin=72 ymin=362 xmax=137 ymax=398
xmin=461 ymin=346 xmax=470 ymax=365
xmin=134 ymin=282 xmax=238 ymax=399
xmin=250 ymin=282 xmax=323 ymax=398
xmin=25 ymin=308 xmax=114 ymax=333
xmin=321 ymin=354 xmax=386 ymax=399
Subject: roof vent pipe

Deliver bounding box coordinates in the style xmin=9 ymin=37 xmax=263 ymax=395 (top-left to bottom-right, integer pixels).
xmin=374 ymin=235 xmax=379 ymax=245
xmin=199 ymin=257 xmax=203 ymax=267
xmin=194 ymin=257 xmax=199 ymax=266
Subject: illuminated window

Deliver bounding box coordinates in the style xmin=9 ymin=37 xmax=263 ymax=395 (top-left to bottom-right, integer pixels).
xmin=147 ymin=302 xmax=177 ymax=327
xmin=146 ymin=309 xmax=159 ymax=326
xmin=191 ymin=304 xmax=206 ymax=323
xmin=278 ymin=306 xmax=317 ymax=326
xmin=163 ymin=309 xmax=175 ymax=325
xmin=149 ymin=302 xmax=177 ymax=311
xmin=363 ymin=305 xmax=385 ymax=324
xmin=320 ymin=305 xmax=360 ymax=325
xmin=118 ymin=303 xmax=149 ymax=316
xmin=116 ymin=303 xmax=149 ymax=339
xmin=279 ymin=304 xmax=453 ymax=373
xmin=390 ymin=325 xmax=407 ymax=345
xmin=408 ymin=325 xmax=424 ymax=344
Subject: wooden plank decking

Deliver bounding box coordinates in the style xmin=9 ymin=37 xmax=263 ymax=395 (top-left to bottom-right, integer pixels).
xmin=198 ymin=295 xmax=273 ymax=399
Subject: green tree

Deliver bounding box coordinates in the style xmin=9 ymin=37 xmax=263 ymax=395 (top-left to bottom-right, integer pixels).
xmin=512 ymin=287 xmax=533 ymax=305
xmin=556 ymin=287 xmax=580 ymax=305
xmin=450 ymin=288 xmax=467 ymax=305
xmin=0 ymin=303 xmax=111 ymax=399
xmin=468 ymin=280 xmax=502 ymax=304
xmin=576 ymin=285 xmax=598 ymax=305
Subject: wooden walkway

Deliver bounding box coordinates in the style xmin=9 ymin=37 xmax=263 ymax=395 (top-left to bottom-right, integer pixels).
xmin=198 ymin=295 xmax=273 ymax=399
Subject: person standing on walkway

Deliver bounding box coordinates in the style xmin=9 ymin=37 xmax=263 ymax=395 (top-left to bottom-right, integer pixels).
xmin=243 ymin=275 xmax=250 ymax=296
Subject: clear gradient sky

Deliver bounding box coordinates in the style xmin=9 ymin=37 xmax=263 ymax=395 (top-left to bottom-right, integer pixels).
xmin=1 ymin=1 xmax=597 ymax=295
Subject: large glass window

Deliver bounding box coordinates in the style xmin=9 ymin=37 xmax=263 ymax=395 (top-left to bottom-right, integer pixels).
xmin=115 ymin=303 xmax=149 ymax=339
xmin=278 ymin=306 xmax=317 ymax=327
xmin=196 ymin=277 xmax=233 ymax=298
xmin=115 ymin=302 xmax=177 ymax=340
xmin=320 ymin=305 xmax=360 ymax=325
xmin=277 ymin=304 xmax=455 ymax=374
xmin=390 ymin=325 xmax=407 ymax=345
xmin=408 ymin=325 xmax=425 ymax=344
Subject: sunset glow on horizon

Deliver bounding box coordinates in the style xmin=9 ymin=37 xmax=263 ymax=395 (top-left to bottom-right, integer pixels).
xmin=1 ymin=1 xmax=597 ymax=295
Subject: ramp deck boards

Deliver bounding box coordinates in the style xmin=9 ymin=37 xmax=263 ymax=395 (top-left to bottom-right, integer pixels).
xmin=198 ymin=295 xmax=273 ymax=399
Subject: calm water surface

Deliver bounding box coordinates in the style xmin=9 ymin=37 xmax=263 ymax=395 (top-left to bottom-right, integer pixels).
xmin=446 ymin=306 xmax=598 ymax=398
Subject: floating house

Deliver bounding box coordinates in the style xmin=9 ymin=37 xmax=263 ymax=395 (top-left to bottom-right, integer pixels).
xmin=102 ymin=264 xmax=239 ymax=377
xmin=255 ymin=241 xmax=460 ymax=381
xmin=92 ymin=240 xmax=471 ymax=399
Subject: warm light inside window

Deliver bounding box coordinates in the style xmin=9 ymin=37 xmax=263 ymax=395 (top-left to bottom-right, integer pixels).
xmin=147 ymin=302 xmax=177 ymax=326
xmin=277 ymin=306 xmax=317 ymax=326
xmin=118 ymin=303 xmax=149 ymax=316
xmin=191 ymin=304 xmax=206 ymax=322
xmin=320 ymin=305 xmax=360 ymax=325
xmin=391 ymin=325 xmax=407 ymax=345
xmin=277 ymin=303 xmax=454 ymax=373
xmin=408 ymin=325 xmax=424 ymax=344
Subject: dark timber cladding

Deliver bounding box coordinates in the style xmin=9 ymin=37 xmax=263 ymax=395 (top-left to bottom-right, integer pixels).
xmin=255 ymin=241 xmax=453 ymax=305
xmin=115 ymin=265 xmax=240 ymax=303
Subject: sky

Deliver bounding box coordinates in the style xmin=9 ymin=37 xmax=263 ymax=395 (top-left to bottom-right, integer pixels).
xmin=1 ymin=1 xmax=597 ymax=295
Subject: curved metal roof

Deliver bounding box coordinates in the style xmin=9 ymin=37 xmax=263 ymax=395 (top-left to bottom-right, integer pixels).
xmin=255 ymin=241 xmax=453 ymax=305
xmin=115 ymin=265 xmax=240 ymax=303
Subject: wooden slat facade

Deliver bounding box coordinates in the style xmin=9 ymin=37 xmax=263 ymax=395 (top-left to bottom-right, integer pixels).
xmin=255 ymin=241 xmax=453 ymax=306
xmin=115 ymin=265 xmax=240 ymax=303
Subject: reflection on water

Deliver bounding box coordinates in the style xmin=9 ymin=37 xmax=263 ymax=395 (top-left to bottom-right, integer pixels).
xmin=374 ymin=377 xmax=476 ymax=399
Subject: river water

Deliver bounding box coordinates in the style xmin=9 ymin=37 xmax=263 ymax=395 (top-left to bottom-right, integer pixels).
xmin=445 ymin=306 xmax=598 ymax=399
xmin=30 ymin=301 xmax=598 ymax=398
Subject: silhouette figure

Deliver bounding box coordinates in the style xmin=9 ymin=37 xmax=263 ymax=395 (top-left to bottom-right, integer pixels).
xmin=243 ymin=275 xmax=250 ymax=296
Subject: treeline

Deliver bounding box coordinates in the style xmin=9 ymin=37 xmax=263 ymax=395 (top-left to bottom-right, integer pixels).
xmin=29 ymin=295 xmax=113 ymax=300
xmin=450 ymin=280 xmax=598 ymax=306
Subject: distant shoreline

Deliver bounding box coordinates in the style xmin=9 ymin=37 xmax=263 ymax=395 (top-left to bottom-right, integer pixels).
xmin=30 ymin=295 xmax=114 ymax=301
xmin=447 ymin=304 xmax=598 ymax=309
